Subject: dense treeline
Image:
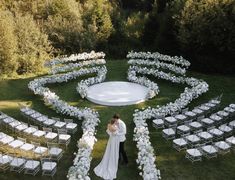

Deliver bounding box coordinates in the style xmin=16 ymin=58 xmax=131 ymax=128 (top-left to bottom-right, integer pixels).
xmin=0 ymin=0 xmax=234 ymax=75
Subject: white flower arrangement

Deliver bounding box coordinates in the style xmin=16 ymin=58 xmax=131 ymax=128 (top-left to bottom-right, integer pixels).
xmin=127 ymin=68 xmax=159 ymax=99
xmin=133 ymin=114 xmax=161 ymax=180
xmin=51 ymin=59 xmax=106 ymax=74
xmin=28 ymin=52 xmax=106 ymax=180
xmin=128 ymin=52 xmax=209 ymax=180
xmin=77 ymin=66 xmax=107 ymax=98
xmin=46 ymin=51 xmax=105 ymax=67
xmin=127 ymin=51 xmax=190 ymax=67
xmin=128 ymin=59 xmax=186 ymax=75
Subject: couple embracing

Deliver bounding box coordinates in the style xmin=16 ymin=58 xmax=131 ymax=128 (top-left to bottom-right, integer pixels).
xmin=94 ymin=113 xmax=128 ymax=180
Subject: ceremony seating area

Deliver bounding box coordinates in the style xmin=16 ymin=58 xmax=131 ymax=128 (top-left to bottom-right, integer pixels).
xmin=0 ymin=153 xmax=57 ymax=176
xmin=0 ymin=111 xmax=71 ymax=147
xmin=20 ymin=107 xmax=77 ymax=134
xmin=153 ymin=96 xmax=235 ymax=162
xmin=0 ymin=111 xmax=68 ymax=176
xmin=0 ymin=50 xmax=234 ymax=180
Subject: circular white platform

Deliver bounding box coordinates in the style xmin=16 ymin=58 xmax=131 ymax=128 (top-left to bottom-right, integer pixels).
xmin=86 ymin=81 xmax=149 ymax=106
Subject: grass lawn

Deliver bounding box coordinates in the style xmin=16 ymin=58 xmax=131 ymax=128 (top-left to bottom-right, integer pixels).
xmin=0 ymin=60 xmax=235 ymax=180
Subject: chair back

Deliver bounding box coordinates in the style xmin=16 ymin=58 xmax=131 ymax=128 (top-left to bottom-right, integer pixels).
xmin=182 ymin=108 xmax=189 ymax=114
xmin=57 ymin=129 xmax=67 ymax=135
xmin=31 ymin=141 xmax=40 ymax=147
xmin=43 ymin=127 xmax=52 ymax=132
xmin=64 ymin=118 xmax=73 ymax=123
xmin=40 ymin=157 xmax=51 ymax=165
xmin=17 ymin=137 xmax=26 ymax=143
xmin=30 ymin=125 xmax=38 ymax=130
xmin=197 ymin=115 xmax=205 ymax=121
xmin=47 ymin=142 xmax=58 ymax=148
xmin=51 ymin=117 xmax=60 ymax=121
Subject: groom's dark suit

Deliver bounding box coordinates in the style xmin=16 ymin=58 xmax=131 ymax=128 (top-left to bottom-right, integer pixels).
xmin=117 ymin=119 xmax=128 ymax=164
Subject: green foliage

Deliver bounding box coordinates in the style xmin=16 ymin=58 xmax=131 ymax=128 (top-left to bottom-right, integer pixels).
xmin=175 ymin=0 xmax=235 ymax=54
xmin=125 ymin=12 xmax=148 ymax=39
xmin=0 ymin=5 xmax=51 ymax=76
xmin=0 ymin=0 xmax=234 ymax=75
xmin=0 ymin=10 xmax=18 ymax=75
xmin=15 ymin=13 xmax=51 ymax=74
xmin=81 ymin=0 xmax=114 ymax=50
xmin=44 ymin=0 xmax=83 ymax=53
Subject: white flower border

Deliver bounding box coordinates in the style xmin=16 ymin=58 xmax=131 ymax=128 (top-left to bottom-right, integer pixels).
xmin=51 ymin=59 xmax=106 ymax=74
xmin=127 ymin=51 xmax=190 ymax=67
xmin=46 ymin=51 xmax=105 ymax=67
xmin=127 ymin=52 xmax=209 ymax=180
xmin=128 ymin=59 xmax=186 ymax=75
xmin=28 ymin=52 xmax=107 ymax=180
xmin=76 ymin=66 xmax=107 ymax=98
xmin=127 ymin=67 xmax=159 ymax=99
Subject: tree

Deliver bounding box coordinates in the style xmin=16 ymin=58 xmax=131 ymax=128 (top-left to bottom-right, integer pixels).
xmin=81 ymin=0 xmax=114 ymax=49
xmin=45 ymin=0 xmax=84 ymax=53
xmin=15 ymin=13 xmax=51 ymax=74
xmin=0 ymin=9 xmax=18 ymax=75
xmin=175 ymin=0 xmax=235 ymax=54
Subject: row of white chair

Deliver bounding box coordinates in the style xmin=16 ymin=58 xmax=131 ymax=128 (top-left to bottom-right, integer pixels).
xmin=172 ymin=124 xmax=233 ymax=151
xmin=161 ymin=103 xmax=235 ymax=140
xmin=164 ymin=120 xmax=234 ymax=143
xmin=0 ymin=112 xmax=71 ymax=146
xmin=185 ymin=136 xmax=235 ymax=162
xmin=0 ymin=132 xmax=63 ymax=162
xmin=153 ymin=98 xmax=222 ymax=129
xmin=0 ymin=154 xmax=57 ymax=176
xmin=20 ymin=107 xmax=77 ymax=134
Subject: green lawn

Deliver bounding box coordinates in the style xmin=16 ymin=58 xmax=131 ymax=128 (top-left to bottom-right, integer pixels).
xmin=0 ymin=60 xmax=235 ymax=180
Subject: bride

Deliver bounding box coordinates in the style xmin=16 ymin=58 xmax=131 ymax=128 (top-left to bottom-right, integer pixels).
xmin=94 ymin=118 xmax=119 ymax=180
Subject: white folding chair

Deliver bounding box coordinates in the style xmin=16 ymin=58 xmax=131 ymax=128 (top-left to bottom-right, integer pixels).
xmin=43 ymin=127 xmax=58 ymax=142
xmin=10 ymin=157 xmax=26 ymax=173
xmin=64 ymin=118 xmax=77 ymax=134
xmin=152 ymin=119 xmax=164 ymax=129
xmin=53 ymin=118 xmax=66 ymax=129
xmin=219 ymin=124 xmax=233 ymax=137
xmin=0 ymin=154 xmax=13 ymax=171
xmin=185 ymin=148 xmax=202 ymax=162
xmin=214 ymin=141 xmax=231 ymax=155
xmin=41 ymin=158 xmax=57 ymax=177
xmin=201 ymin=145 xmax=218 ymax=159
xmin=24 ymin=159 xmax=40 ymax=176
xmin=31 ymin=141 xmax=48 ymax=158
xmin=47 ymin=142 xmax=63 ymax=162
xmin=197 ymin=131 xmax=213 ymax=144
xmin=173 ymin=138 xmax=187 ymax=151
xmin=162 ymin=128 xmax=176 ymax=140
xmin=58 ymin=129 xmax=71 ymax=147
xmin=164 ymin=117 xmax=177 ymax=127
xmin=185 ymin=135 xmax=201 ymax=148
xmin=177 ymin=125 xmax=190 ymax=136
xmin=226 ymin=136 xmax=235 ymax=151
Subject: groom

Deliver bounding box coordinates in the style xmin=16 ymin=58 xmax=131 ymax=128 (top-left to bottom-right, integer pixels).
xmin=113 ymin=113 xmax=128 ymax=165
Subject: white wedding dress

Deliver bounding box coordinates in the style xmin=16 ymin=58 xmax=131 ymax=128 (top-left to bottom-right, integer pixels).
xmin=94 ymin=125 xmax=120 ymax=180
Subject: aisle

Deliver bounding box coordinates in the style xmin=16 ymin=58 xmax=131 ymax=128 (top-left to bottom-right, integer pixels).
xmin=89 ymin=60 xmax=142 ymax=180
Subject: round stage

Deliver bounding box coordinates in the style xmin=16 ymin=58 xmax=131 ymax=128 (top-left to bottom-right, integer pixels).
xmin=86 ymin=81 xmax=149 ymax=106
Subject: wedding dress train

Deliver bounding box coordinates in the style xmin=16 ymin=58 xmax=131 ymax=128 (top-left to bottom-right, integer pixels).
xmin=94 ymin=128 xmax=120 ymax=180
